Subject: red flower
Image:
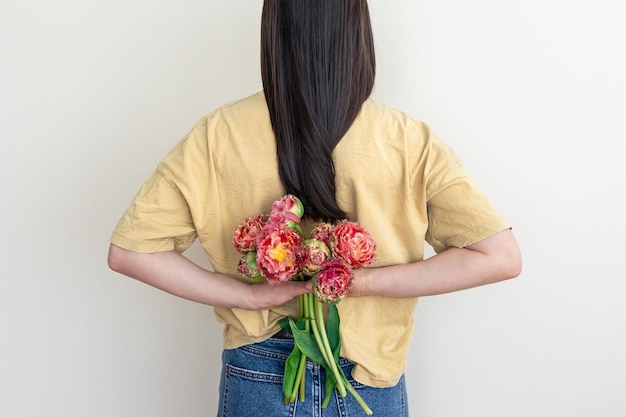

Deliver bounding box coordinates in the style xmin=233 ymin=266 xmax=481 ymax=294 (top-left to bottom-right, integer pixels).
xmin=330 ymin=221 xmax=377 ymax=268
xmin=232 ymin=214 xmax=267 ymax=252
xmin=313 ymin=259 xmax=353 ymax=304
xmin=256 ymin=228 xmax=303 ymax=284
xmin=298 ymin=239 xmax=330 ymax=276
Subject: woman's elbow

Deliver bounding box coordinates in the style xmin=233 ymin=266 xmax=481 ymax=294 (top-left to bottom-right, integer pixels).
xmin=475 ymin=229 xmax=522 ymax=281
xmin=107 ymin=244 xmax=129 ymax=273
xmin=504 ymin=249 xmax=522 ymax=279
xmin=501 ymin=235 xmax=523 ymax=280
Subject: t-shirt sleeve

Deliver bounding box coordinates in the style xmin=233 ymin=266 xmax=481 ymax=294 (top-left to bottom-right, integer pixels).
xmin=421 ymin=127 xmax=510 ymax=253
xmin=109 ymin=170 xmax=197 ymax=254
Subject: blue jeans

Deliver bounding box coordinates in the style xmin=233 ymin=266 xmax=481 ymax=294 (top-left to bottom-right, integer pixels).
xmin=217 ymin=337 xmax=409 ymax=417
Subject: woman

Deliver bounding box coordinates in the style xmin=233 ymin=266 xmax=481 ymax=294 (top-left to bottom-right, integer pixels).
xmin=108 ymin=1 xmax=522 ymax=416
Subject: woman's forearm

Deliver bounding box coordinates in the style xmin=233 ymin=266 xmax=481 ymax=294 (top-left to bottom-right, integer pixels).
xmin=108 ymin=228 xmax=520 ymax=307
xmin=352 ymin=229 xmax=522 ymax=298
xmin=107 ymin=244 xmax=310 ymax=310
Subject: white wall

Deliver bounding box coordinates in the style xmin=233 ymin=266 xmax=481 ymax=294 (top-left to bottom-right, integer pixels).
xmin=1 ymin=1 xmax=624 ymax=416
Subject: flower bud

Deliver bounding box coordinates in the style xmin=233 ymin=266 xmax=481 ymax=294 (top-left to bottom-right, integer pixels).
xmin=299 ymin=239 xmax=330 ymax=276
xmin=276 ymin=194 xmax=304 ymax=219
xmin=264 ymin=195 xmax=305 ymax=232
xmin=237 ymin=251 xmax=265 ymax=283
xmin=311 ymin=222 xmax=334 ymax=246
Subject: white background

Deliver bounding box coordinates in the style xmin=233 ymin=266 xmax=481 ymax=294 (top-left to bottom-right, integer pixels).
xmin=1 ymin=0 xmax=624 ymax=416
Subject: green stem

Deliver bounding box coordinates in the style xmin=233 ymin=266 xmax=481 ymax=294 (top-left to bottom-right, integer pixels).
xmin=343 ymin=376 xmax=373 ymax=415
xmin=296 ymin=294 xmax=310 ymax=401
xmin=307 ymin=294 xmax=333 ymax=368
xmin=306 ymin=293 xmax=328 ymax=362
xmin=293 ymin=223 xmax=305 ymax=238
xmin=289 ymin=350 xmax=306 ymax=402
xmin=299 ymin=315 xmax=309 ymax=401
xmin=291 ymin=294 xmax=309 ymax=402
xmin=314 ymin=297 xmax=347 ymax=398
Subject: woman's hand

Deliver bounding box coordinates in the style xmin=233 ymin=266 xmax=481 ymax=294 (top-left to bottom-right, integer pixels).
xmin=243 ymin=280 xmax=312 ymax=311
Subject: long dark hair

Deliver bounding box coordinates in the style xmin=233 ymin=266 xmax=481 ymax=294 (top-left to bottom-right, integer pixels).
xmin=261 ymin=0 xmax=376 ymax=221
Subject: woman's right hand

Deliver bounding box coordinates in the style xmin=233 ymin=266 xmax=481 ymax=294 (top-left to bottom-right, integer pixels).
xmin=241 ymin=280 xmax=311 ymax=311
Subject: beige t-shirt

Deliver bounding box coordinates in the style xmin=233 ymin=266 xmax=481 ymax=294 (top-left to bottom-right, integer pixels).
xmin=110 ymin=91 xmax=510 ymax=387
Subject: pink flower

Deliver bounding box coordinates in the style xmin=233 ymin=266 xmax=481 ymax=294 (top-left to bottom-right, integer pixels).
xmin=232 ymin=214 xmax=267 ymax=252
xmin=330 ymin=221 xmax=377 ymax=268
xmin=237 ymin=251 xmax=265 ymax=283
xmin=256 ymin=228 xmax=302 ymax=284
xmin=264 ymin=195 xmax=304 ymax=232
xmin=310 ymin=222 xmax=334 ymax=246
xmin=273 ymin=194 xmax=304 ymax=218
xmin=313 ymin=259 xmax=353 ymax=304
xmin=298 ymin=239 xmax=330 ymax=276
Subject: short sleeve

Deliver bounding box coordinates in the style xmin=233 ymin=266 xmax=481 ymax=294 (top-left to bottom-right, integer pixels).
xmin=424 ymin=160 xmax=510 ymax=253
xmin=110 ymin=171 xmax=197 ymax=254
xmin=420 ymin=128 xmax=510 ymax=253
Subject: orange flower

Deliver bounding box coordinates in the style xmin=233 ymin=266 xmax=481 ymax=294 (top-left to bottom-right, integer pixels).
xmin=232 ymin=214 xmax=267 ymax=252
xmin=330 ymin=221 xmax=377 ymax=268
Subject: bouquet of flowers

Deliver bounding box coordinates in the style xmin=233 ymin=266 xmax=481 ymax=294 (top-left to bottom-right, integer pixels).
xmin=232 ymin=195 xmax=376 ymax=415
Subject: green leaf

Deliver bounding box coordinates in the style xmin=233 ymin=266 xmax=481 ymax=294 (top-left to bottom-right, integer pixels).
xmin=322 ymin=374 xmax=335 ymax=408
xmin=278 ymin=316 xmax=294 ymax=333
xmin=283 ymin=346 xmax=301 ymax=400
xmin=326 ymin=304 xmax=342 ymax=361
xmin=326 ymin=304 xmax=340 ymax=348
xmin=278 ymin=316 xmax=307 ymax=335
xmin=278 ymin=316 xmax=291 ymax=332
xmin=295 ymin=318 xmax=307 ymax=331
xmin=288 ymin=319 xmax=327 ymax=366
